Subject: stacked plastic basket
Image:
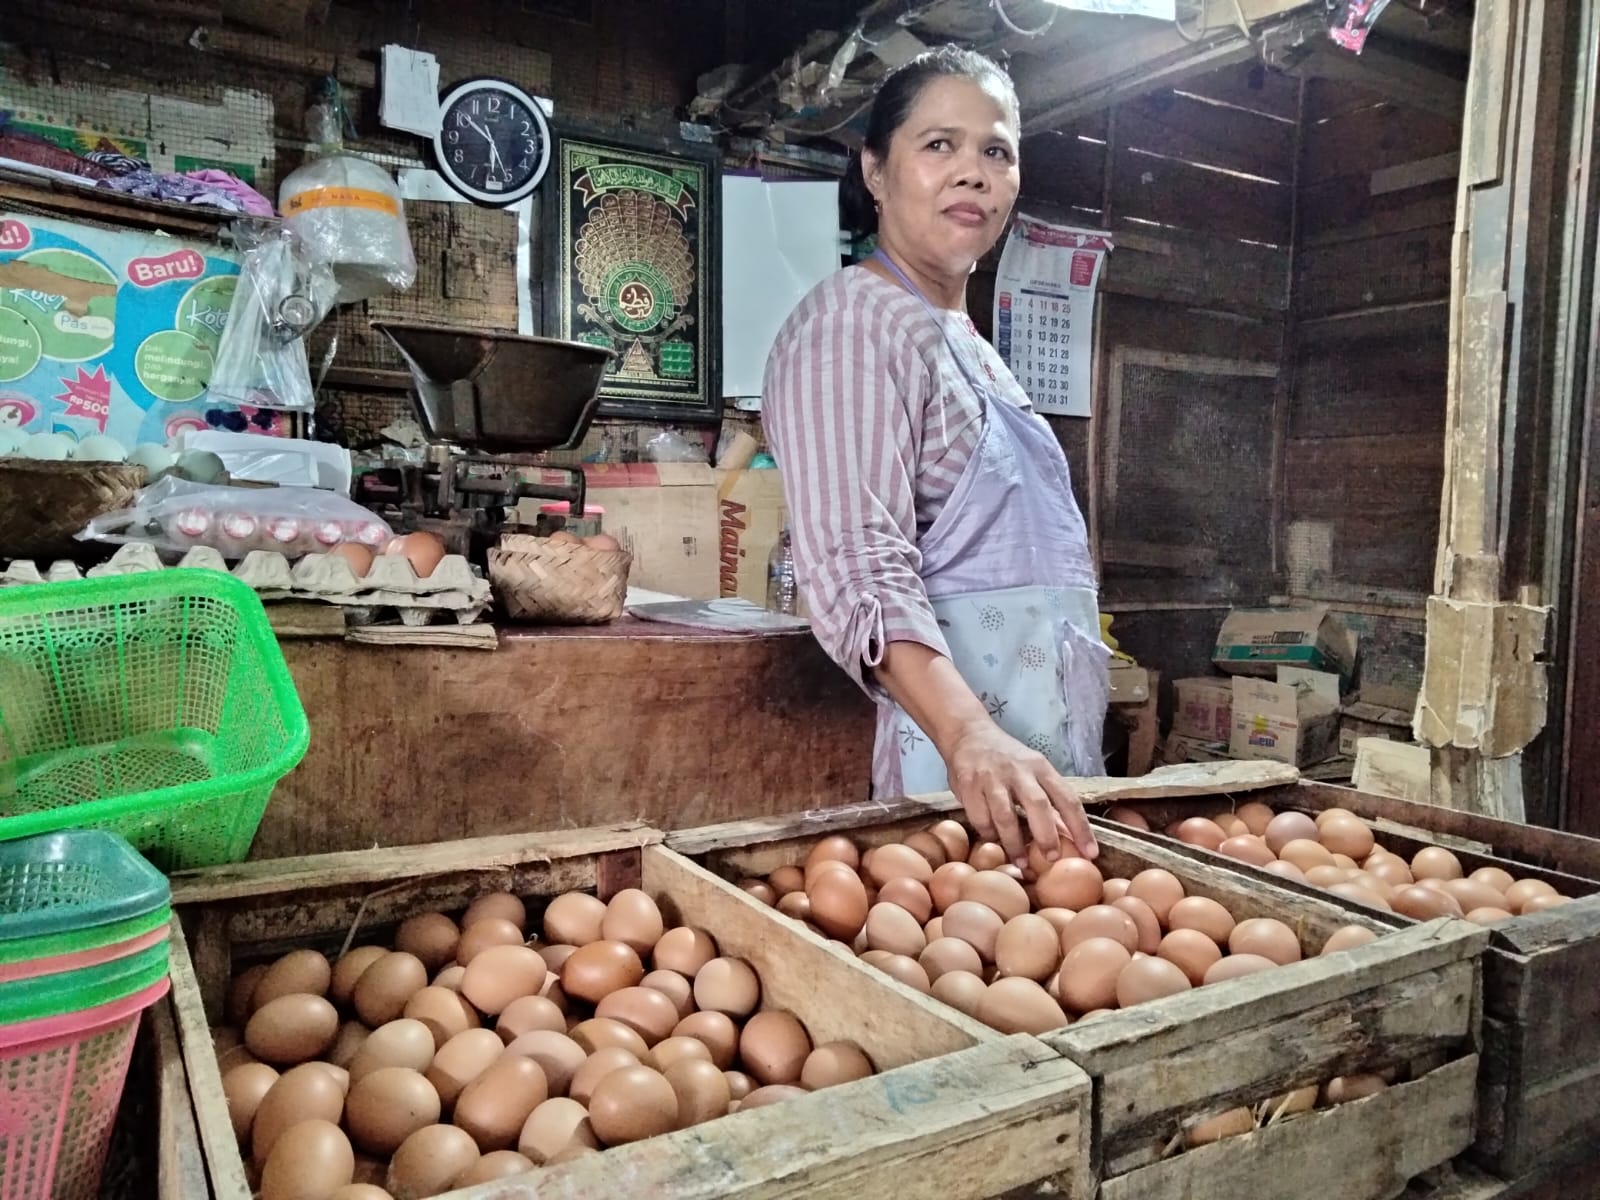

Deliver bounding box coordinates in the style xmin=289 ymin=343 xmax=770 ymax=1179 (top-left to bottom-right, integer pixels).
xmin=0 ymin=830 xmax=172 ymax=1200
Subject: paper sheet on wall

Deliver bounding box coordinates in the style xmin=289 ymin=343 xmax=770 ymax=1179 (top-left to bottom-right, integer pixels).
xmin=993 ymin=216 xmax=1112 ymax=418
xmin=721 ymin=175 xmax=841 ymax=400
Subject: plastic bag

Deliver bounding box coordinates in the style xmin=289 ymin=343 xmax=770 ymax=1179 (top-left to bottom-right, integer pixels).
xmin=80 ymin=476 xmax=391 ymax=558
xmin=643 ymin=429 xmax=708 ymax=464
xmin=209 ymin=222 xmax=336 ymax=413
xmin=280 ymin=153 xmax=417 ymax=303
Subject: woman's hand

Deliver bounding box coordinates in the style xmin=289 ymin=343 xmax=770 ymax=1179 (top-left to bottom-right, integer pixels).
xmin=941 ymin=719 xmax=1098 ymax=867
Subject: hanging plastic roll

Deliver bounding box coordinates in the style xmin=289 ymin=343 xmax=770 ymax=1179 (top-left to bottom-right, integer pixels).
xmin=278 ymin=78 xmax=418 ymax=304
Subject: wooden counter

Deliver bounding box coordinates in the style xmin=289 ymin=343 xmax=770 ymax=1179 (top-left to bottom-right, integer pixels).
xmin=256 ymin=620 xmax=873 ymax=859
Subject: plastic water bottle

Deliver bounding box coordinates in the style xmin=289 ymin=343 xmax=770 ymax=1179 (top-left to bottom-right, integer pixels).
xmin=766 ymin=524 xmax=798 ymax=615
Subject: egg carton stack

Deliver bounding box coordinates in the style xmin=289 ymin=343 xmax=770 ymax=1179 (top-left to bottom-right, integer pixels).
xmin=0 ymin=544 xmax=493 ymax=626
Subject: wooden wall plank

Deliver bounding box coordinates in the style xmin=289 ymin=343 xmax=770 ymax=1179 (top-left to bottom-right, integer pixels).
xmin=1021 ymin=130 xmax=1110 ymax=215
xmin=1104 ymin=226 xmax=1291 ymax=314
xmin=1295 ymin=223 xmax=1453 ymax=316
xmin=1301 ymin=100 xmax=1464 ymax=187
xmin=1299 ymin=175 xmax=1458 ymax=246
xmin=1119 ymin=92 xmax=1295 ymax=181
xmin=1112 ymin=145 xmax=1292 ymax=245
xmin=1178 ymin=61 xmax=1302 ymax=123
xmin=1290 ymin=320 xmax=1450 ymax=439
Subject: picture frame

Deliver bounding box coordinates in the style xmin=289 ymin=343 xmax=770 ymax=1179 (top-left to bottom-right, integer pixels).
xmin=542 ymin=125 xmax=722 ymax=422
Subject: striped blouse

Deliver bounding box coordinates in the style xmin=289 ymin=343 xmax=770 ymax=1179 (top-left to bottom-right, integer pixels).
xmin=761 ymin=265 xmax=1035 ymax=695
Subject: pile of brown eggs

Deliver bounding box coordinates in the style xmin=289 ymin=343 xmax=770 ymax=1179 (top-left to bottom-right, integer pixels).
xmin=1110 ymin=801 xmax=1577 ymax=923
xmin=212 ymin=888 xmax=877 ymax=1200
xmin=736 ymin=819 xmax=1380 ymax=1038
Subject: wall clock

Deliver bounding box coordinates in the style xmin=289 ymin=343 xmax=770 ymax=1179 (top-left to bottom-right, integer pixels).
xmin=433 ymin=77 xmax=551 ymax=207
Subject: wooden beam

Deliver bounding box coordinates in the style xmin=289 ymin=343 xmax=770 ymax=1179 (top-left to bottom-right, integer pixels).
xmin=1297 ymin=36 xmax=1469 ymax=121
xmin=1015 ymin=6 xmax=1323 ymax=132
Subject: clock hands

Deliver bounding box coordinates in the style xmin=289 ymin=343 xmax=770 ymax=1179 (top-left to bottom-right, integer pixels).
xmin=465 ymin=115 xmax=509 ymax=180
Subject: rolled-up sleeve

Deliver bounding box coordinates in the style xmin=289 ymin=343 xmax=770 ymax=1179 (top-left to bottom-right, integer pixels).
xmin=762 ymin=281 xmax=949 ymax=693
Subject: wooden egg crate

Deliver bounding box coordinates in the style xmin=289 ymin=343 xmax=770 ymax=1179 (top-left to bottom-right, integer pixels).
xmin=671 ymin=795 xmax=1489 ymax=1200
xmin=162 ymin=822 xmax=1092 ymax=1200
xmin=1093 ymin=780 xmax=1600 ymax=1184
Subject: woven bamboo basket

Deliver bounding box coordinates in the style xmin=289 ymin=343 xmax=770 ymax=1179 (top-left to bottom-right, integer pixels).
xmin=488 ymin=533 xmax=631 ymax=624
xmin=0 ymin=459 xmax=146 ymax=560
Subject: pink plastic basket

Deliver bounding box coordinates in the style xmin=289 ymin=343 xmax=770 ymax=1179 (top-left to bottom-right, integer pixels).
xmin=0 ymin=926 xmax=169 ymax=985
xmin=0 ymin=978 xmax=169 ymax=1200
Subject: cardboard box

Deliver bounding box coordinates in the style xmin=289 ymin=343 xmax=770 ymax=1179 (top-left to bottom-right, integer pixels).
xmin=1228 ymin=674 xmax=1340 ymax=766
xmin=1172 ymin=677 xmax=1232 ymax=742
xmin=1107 ymin=663 xmax=1150 ymax=704
xmin=1162 ymin=733 xmax=1231 ymax=765
xmin=1213 ymin=606 xmax=1358 ymax=679
xmin=716 ymin=467 xmax=786 ymax=606
xmin=569 ymin=463 xmax=721 ymax=600
xmin=1338 ymin=699 xmax=1414 ymax=759
xmin=1353 ymin=737 xmax=1430 ymax=803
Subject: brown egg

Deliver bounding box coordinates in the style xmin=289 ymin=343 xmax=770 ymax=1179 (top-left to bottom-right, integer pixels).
xmin=693 ymin=957 xmax=760 ymax=1017
xmin=1101 ymin=877 xmax=1133 ymax=903
xmin=1115 ymin=956 xmax=1193 ymax=1007
xmin=1228 ymin=919 xmax=1302 ymax=965
xmin=959 ymin=871 xmax=1030 ymax=921
xmin=467 ymin=896 xmax=528 ymax=934
xmin=1522 ymin=894 xmax=1571 ymax=914
xmin=1227 ymin=802 xmax=1270 ymax=837
xmin=1170 ymin=818 xmax=1225 ymax=851
xmin=347 ymin=952 xmax=425 ymax=1027
xmin=1331 ymin=853 xmax=1361 ymax=871
xmin=1059 ymin=905 xmax=1139 ymax=954
xmin=1466 ymin=906 xmax=1515 ymax=924
xmin=244 ymin=994 xmax=340 ymax=1065
xmin=1157 ymin=929 xmax=1223 ymax=985
xmin=1324 ymin=1074 xmax=1388 ymax=1105
xmin=562 ymin=940 xmax=645 ymax=1003
xmin=1105 ymin=805 xmax=1150 ymax=830
xmin=923 ymin=916 xmax=944 ymax=942
xmin=433 ymin=964 xmax=467 ymax=991
xmin=349 ymin=1018 xmax=436 ymax=1084
xmin=1412 ymin=847 xmax=1465 ymax=881
xmin=543 ymin=893 xmax=607 ymax=946
xmin=1111 ymin=897 xmax=1162 ymax=955
xmin=768 ymin=866 xmax=806 ymax=897
xmin=458 ymin=944 xmax=547 ymax=1017
xmin=798 ymin=1042 xmax=874 ymax=1090
xmin=252 ymin=949 xmax=332 ymax=1009
xmin=1303 ymin=864 xmax=1350 ymax=888
xmin=1260 ymin=812 xmax=1316 ymax=856
xmin=383 ymin=531 xmax=447 ymax=579
xmin=346 ymin=1067 xmax=441 ymax=1155
xmin=252 ymin=1063 xmax=347 ymax=1167
xmin=427 ymin=1027 xmax=507 ymax=1106
xmin=740 ymin=1084 xmax=810 ymax=1109
xmin=1213 ymin=813 xmax=1250 ymax=839
xmin=536 ymin=945 xmax=577 ymax=975
xmin=1219 ymin=835 xmax=1277 ymax=867
xmin=1185 ymin=1107 xmax=1255 ymax=1147
xmin=651 ymin=927 xmax=717 ymax=978
xmin=737 ymin=879 xmax=777 ymax=905
xmin=929 ymin=862 xmax=977 ymax=913
xmin=1391 ymin=885 xmax=1464 ymax=920
xmin=330 ymin=1185 xmax=392 ymax=1200
xmin=601 ymin=889 xmax=666 ymax=956
xmin=456 ymin=1150 xmax=535 ymax=1185
xmin=496 ymin=994 xmax=566 ymax=1043
xmin=965 ymin=842 xmax=1005 ymax=871
xmin=597 ymin=987 xmax=682 ymax=1045
xmin=1166 ymin=896 xmax=1236 ymax=945
xmin=927 ymin=820 xmax=971 ymax=862
xmin=994 ymin=914 xmax=1062 ymax=981
xmin=1469 ymin=866 xmax=1516 ymax=894
xmin=1321 ymin=925 xmax=1378 ymax=955
xmin=1318 ymin=815 xmax=1376 ymax=861
xmin=329 ymin=542 xmax=375 ymax=579
xmin=806 ymin=834 xmax=862 ymax=874
xmin=876 ymin=877 xmax=934 ymax=923
xmin=228 ymin=964 xmax=269 ymax=1023
xmin=1441 ymin=878 xmax=1508 ymax=914
xmin=387 ymin=1124 xmax=481 ymax=1199
xmin=866 ymin=843 xmax=936 ymax=888
xmin=875 ymin=953 xmax=932 ymax=993
xmin=1034 ymin=858 xmax=1105 ymax=911
xmin=587 ymin=1065 xmax=679 ymax=1146
xmin=570 ymin=1017 xmax=650 ymax=1059
xmin=1505 ymin=878 xmax=1560 ymax=912
xmin=978 ymin=977 xmax=1068 ymax=1034
xmin=403 ymin=985 xmax=480 ymax=1049
xmin=941 ymin=900 xmax=1004 ymax=961
xmin=454 ymin=918 xmax=525 ymax=967
xmin=635 ymin=970 xmax=693 ymax=1021
xmin=455 ymin=1054 xmax=549 ymax=1151
xmin=1058 ymin=938 xmax=1133 ymax=1012
xmin=568 ymin=1047 xmax=640 ymax=1109
xmin=930 ymin=970 xmax=987 ymax=1017
xmin=311 ymin=1061 xmax=351 ymax=1094
xmin=1036 ymin=907 xmax=1076 ymax=938
xmin=1280 ymin=839 xmax=1336 ymax=873
xmin=673 ymin=1011 xmax=739 ymax=1068
xmin=894 ymin=832 xmax=943 ymax=871
xmin=645 ymin=1035 xmax=714 ymax=1073
xmin=1202 ymin=953 xmax=1278 ymax=985
xmin=865 ymin=902 xmax=927 ymax=957
xmin=395 ymin=913 xmax=461 ymax=973
xmin=1261 ymin=860 xmax=1308 ymax=883
xmin=808 ymin=868 xmax=870 ymax=941
xmin=222 ymin=1061 xmax=279 ymax=1140
xmin=261 ymin=1119 xmax=354 ymax=1200
xmin=657 ymin=1057 xmax=730 ymax=1129
xmin=518 ymin=1097 xmax=598 ymax=1163
xmin=1329 ymin=881 xmax=1392 ymax=911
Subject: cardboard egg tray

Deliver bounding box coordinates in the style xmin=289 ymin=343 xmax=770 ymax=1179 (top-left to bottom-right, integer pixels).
xmin=0 ymin=543 xmax=493 ymax=626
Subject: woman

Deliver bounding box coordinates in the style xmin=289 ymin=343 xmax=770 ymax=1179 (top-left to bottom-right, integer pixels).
xmin=762 ymin=46 xmax=1106 ymax=868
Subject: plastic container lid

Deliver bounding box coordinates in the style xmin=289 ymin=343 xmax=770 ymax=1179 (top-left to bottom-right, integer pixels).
xmin=0 ymin=830 xmax=171 ymax=942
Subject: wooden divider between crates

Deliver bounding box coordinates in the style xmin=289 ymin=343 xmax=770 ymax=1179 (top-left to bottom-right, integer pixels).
xmin=677 ymin=806 xmax=1488 ymax=1200
xmin=165 ymin=822 xmax=1094 ymax=1200
xmin=1092 ymin=779 xmax=1600 ymax=1183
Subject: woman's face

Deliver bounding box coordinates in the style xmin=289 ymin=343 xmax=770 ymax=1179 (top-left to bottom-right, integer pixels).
xmin=864 ymin=74 xmax=1021 ymax=275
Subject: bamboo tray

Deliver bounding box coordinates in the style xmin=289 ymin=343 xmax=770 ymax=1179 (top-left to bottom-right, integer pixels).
xmin=164 ymin=823 xmax=1092 ymax=1200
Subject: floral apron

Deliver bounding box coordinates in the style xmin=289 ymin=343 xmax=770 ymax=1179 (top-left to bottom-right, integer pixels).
xmin=871 ymin=251 xmax=1109 ymax=797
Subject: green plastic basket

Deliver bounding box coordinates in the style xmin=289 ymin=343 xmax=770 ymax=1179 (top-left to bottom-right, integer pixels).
xmin=0 ymin=571 xmax=309 ymax=871
xmin=0 ymin=831 xmax=171 ymax=965
xmin=0 ymin=937 xmax=169 ymax=1026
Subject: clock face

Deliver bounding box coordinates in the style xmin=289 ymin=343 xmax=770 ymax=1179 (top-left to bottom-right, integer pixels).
xmin=434 ymin=79 xmax=551 ymax=206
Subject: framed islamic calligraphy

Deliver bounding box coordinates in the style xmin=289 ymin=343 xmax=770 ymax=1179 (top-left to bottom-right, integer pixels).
xmin=542 ymin=127 xmax=722 ymax=421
